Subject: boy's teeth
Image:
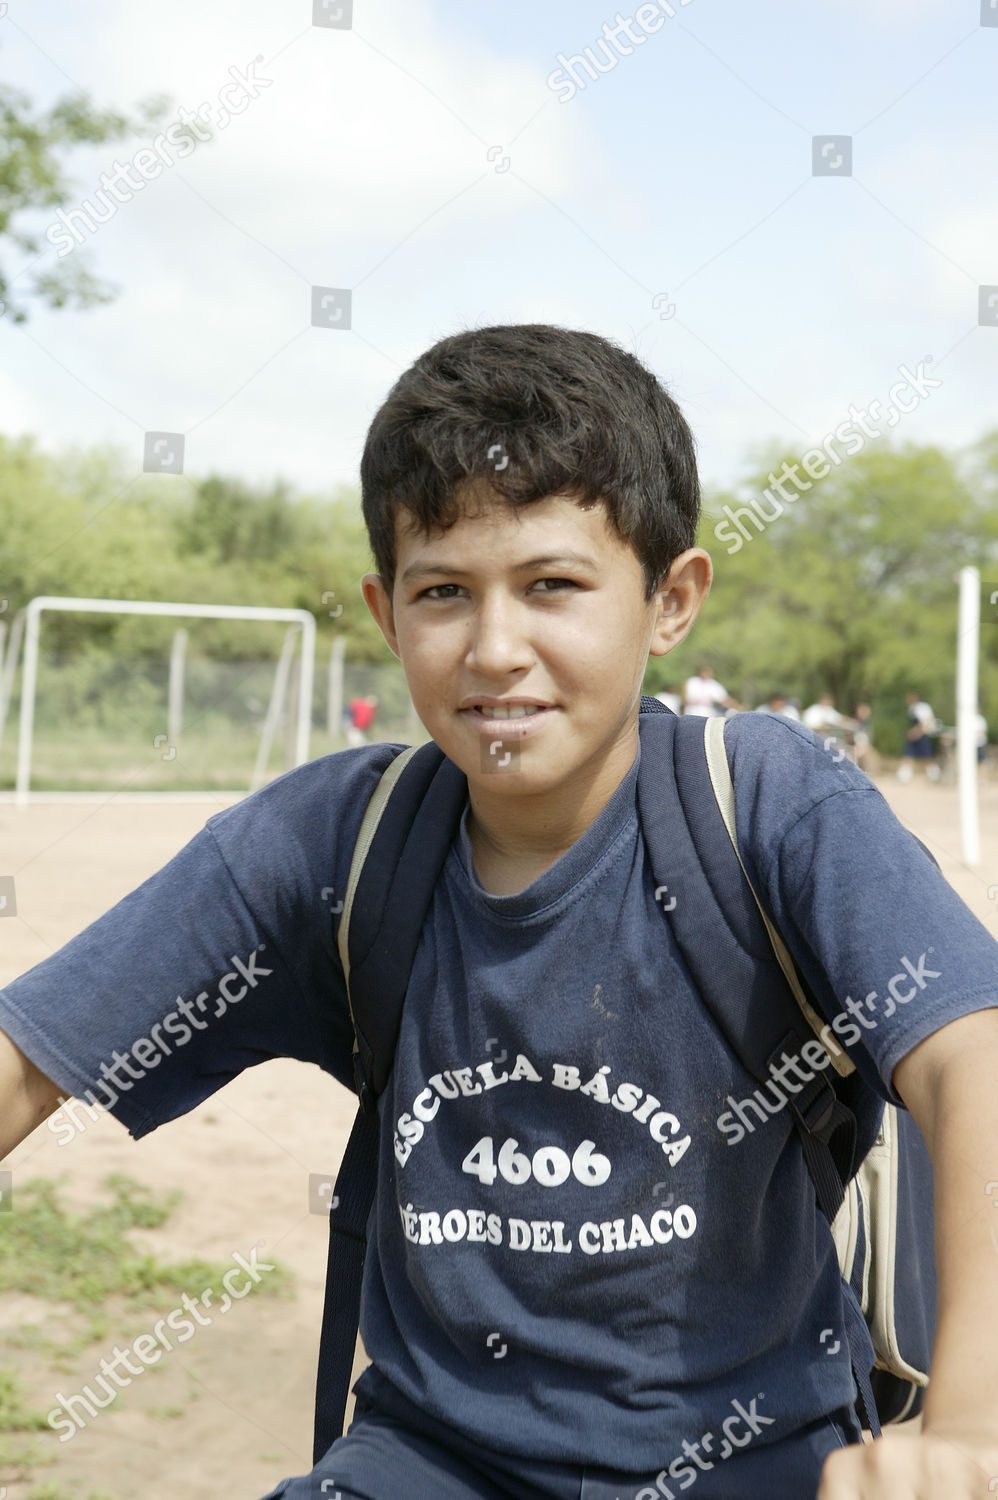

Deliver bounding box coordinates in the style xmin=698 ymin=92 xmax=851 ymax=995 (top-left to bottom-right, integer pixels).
xmin=480 ymin=705 xmax=541 ymax=719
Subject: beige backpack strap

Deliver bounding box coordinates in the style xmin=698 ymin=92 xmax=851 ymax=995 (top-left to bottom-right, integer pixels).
xmin=702 ymin=715 xmax=854 ymax=1079
xmin=337 ymin=745 xmax=423 ymax=1001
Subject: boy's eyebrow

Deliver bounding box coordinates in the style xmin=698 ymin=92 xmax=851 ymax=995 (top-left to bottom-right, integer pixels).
xmin=400 ymin=552 xmax=600 ymax=584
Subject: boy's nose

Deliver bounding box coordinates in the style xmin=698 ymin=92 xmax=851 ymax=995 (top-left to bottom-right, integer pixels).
xmin=464 ymin=594 xmax=534 ymax=677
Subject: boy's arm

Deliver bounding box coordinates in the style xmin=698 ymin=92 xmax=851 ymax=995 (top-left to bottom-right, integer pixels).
xmin=0 ymin=747 xmax=399 ymax=1142
xmin=818 ymin=1005 xmax=998 ymax=1498
xmin=0 ymin=1027 xmax=63 ymax=1160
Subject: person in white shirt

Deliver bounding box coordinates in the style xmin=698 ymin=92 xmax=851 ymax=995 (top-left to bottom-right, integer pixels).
xmin=973 ymin=710 xmax=988 ymax=764
xmin=756 ymin=692 xmax=799 ymax=721
xmin=682 ymin=665 xmax=739 ymax=717
xmin=802 ymin=693 xmax=852 ymax=734
xmin=851 ymin=702 xmax=874 ymax=771
xmin=897 ymin=692 xmax=938 ymax=782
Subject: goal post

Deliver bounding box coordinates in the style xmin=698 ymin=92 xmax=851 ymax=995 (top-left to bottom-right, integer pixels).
xmin=956 ymin=567 xmax=981 ymax=867
xmin=14 ymin=596 xmax=316 ymax=805
xmin=0 ymin=607 xmax=26 ymax=749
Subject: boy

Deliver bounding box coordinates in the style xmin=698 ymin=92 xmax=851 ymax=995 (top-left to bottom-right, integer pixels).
xmin=2 ymin=325 xmax=998 ymax=1499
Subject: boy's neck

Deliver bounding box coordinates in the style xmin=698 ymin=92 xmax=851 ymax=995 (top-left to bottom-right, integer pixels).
xmin=465 ymin=739 xmax=638 ymax=896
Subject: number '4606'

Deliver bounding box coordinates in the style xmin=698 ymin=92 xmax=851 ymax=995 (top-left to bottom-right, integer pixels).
xmin=462 ymin=1136 xmax=611 ymax=1188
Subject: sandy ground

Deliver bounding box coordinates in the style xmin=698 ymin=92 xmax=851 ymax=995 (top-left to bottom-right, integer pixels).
xmin=0 ymin=764 xmax=996 ymax=1499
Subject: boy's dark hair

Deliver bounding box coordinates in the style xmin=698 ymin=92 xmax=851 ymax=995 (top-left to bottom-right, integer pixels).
xmin=360 ymin=324 xmax=700 ymax=602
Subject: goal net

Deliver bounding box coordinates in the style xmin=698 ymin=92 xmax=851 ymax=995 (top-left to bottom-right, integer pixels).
xmin=1 ymin=597 xmax=316 ymax=802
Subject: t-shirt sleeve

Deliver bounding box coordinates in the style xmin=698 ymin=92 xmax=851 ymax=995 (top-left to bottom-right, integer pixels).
xmin=725 ymin=713 xmax=998 ymax=1105
xmin=0 ymin=742 xmax=409 ymax=1139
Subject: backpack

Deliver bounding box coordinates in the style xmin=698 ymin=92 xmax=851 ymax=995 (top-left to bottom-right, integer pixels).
xmin=311 ymin=696 xmax=937 ymax=1464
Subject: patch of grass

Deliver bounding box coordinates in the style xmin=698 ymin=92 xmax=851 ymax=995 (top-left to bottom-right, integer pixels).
xmin=0 ymin=1178 xmax=292 ymax=1498
xmin=0 ymin=1175 xmax=292 ymax=1327
xmin=147 ymin=1403 xmax=186 ymax=1421
xmin=26 ymin=1485 xmax=117 ymax=1500
xmin=0 ymin=1372 xmax=57 ymax=1486
xmin=1 ymin=1323 xmax=101 ymax=1366
xmin=4 ymin=1325 xmax=54 ymax=1352
xmin=0 ymin=1368 xmax=51 ymax=1432
xmin=0 ymin=1430 xmax=55 ymax=1471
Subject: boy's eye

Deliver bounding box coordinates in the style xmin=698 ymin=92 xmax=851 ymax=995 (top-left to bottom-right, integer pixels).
xmin=419 ymin=583 xmax=462 ymax=600
xmin=418 ymin=578 xmax=578 ymax=600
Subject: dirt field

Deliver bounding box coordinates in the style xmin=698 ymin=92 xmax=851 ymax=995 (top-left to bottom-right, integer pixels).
xmin=0 ymin=766 xmax=996 ymax=1499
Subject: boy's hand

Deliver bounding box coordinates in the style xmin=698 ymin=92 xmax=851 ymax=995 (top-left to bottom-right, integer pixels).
xmin=817 ymin=1430 xmax=998 ymax=1497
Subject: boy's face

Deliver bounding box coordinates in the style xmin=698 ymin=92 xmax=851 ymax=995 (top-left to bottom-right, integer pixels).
xmin=361 ymin=487 xmax=710 ymax=818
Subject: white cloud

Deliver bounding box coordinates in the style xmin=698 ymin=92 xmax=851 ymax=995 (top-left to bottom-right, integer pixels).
xmin=2 ymin=0 xmax=995 ymax=504
xmin=1 ymin=0 xmax=614 ymax=487
xmin=42 ymin=0 xmax=589 ymax=248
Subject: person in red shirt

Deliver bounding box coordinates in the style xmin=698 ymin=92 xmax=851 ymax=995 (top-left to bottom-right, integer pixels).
xmin=346 ymin=695 xmax=378 ymax=746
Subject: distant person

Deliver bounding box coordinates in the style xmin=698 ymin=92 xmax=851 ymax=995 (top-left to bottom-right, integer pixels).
xmin=756 ymin=691 xmax=797 ymax=721
xmin=654 ymin=687 xmax=681 ymax=715
xmin=682 ymin=664 xmax=739 ymax=717
xmin=802 ymin=694 xmax=855 ymax=736
xmin=897 ymin=692 xmax=938 ymax=782
xmin=852 ymin=702 xmax=875 ymax=772
xmin=346 ymin=694 xmax=379 ymax=748
xmin=973 ymin=710 xmax=988 ymax=765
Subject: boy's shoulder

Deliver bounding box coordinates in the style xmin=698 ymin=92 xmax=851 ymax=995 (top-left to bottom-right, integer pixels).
xmin=718 ymin=702 xmax=859 ymax=757
xmin=642 ymin=709 xmax=879 ymax=838
xmin=206 ymin=741 xmax=411 ymax=837
xmin=713 ymin=707 xmax=880 ymax=813
xmin=666 ymin=710 xmax=890 ymax=901
xmin=200 ymin=742 xmax=418 ymax=918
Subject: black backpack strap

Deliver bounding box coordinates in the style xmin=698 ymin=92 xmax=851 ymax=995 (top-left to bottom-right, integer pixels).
xmin=636 ymin=711 xmax=858 ymax=1201
xmin=343 ymin=742 xmax=466 ymax=1105
xmin=312 ymin=1106 xmax=379 ymax=1464
xmin=312 ymin=741 xmax=469 ymax=1463
xmin=636 ymin=711 xmax=882 ymax=1429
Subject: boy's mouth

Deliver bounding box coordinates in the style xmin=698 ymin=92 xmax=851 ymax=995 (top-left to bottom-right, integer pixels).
xmin=460 ymin=704 xmax=556 ymax=736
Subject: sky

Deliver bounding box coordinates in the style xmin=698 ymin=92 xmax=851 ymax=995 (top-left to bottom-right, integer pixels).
xmin=1 ymin=0 xmax=996 ymax=501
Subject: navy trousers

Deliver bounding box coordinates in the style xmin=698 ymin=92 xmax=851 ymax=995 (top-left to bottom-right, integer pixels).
xmin=257 ymin=1372 xmax=862 ymax=1500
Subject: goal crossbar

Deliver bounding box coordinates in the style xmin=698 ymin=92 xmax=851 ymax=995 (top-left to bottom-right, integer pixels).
xmin=15 ymin=596 xmax=316 ymax=805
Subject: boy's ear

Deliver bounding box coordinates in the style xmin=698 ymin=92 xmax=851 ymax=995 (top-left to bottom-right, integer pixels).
xmin=648 ymin=548 xmax=713 ymax=658
xmin=361 ymin=573 xmax=401 ymax=661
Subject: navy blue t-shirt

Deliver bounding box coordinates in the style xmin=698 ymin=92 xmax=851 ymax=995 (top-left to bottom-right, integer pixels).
xmin=1 ymin=712 xmax=996 ymax=1478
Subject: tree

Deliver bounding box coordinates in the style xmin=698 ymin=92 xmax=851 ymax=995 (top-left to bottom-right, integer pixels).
xmin=171 ymin=473 xmax=387 ymax=658
xmin=0 ymin=80 xmax=187 ymax=322
xmin=644 ymin=436 xmax=998 ymax=752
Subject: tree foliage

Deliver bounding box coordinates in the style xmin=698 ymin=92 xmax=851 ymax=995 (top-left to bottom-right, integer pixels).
xmin=0 ymin=81 xmax=175 ymax=321
xmin=0 ymin=434 xmax=384 ymax=659
xmin=2 ymin=430 xmax=998 ymax=752
xmin=643 ymin=435 xmax=998 ymax=751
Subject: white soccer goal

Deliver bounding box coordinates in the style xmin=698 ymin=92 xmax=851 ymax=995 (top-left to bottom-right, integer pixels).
xmin=13 ymin=596 xmax=316 ymax=805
